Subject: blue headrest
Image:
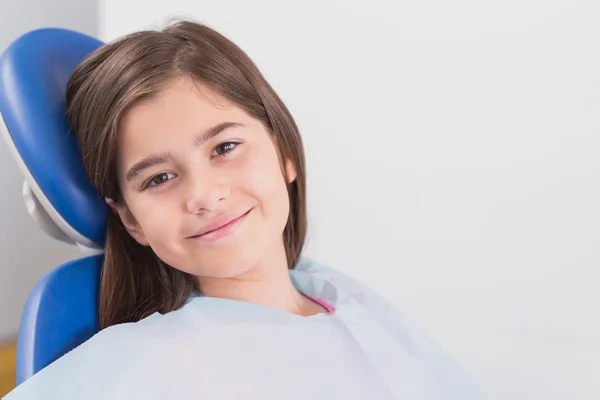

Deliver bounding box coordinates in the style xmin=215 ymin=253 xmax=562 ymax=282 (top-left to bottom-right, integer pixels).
xmin=0 ymin=28 xmax=107 ymax=247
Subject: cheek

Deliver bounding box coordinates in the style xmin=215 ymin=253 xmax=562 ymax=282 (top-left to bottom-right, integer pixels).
xmin=132 ymin=198 xmax=180 ymax=242
xmin=236 ymin=147 xmax=290 ymax=224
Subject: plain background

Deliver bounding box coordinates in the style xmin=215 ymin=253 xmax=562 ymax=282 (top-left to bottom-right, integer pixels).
xmin=2 ymin=1 xmax=599 ymax=398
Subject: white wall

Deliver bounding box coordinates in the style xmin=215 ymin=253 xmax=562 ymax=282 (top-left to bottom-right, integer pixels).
xmin=0 ymin=0 xmax=99 ymax=341
xmin=99 ymin=1 xmax=600 ymax=399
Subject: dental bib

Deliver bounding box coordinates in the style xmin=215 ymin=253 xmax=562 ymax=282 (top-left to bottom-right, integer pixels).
xmin=4 ymin=258 xmax=485 ymax=400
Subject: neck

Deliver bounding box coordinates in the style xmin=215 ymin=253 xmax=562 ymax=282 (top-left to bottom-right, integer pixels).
xmin=196 ymin=244 xmax=324 ymax=316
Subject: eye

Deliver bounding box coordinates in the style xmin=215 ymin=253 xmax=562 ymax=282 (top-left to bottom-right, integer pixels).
xmin=211 ymin=141 xmax=240 ymax=157
xmin=145 ymin=172 xmax=176 ymax=189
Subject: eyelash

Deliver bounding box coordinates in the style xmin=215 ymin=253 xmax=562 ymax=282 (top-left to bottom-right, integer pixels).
xmin=142 ymin=141 xmax=241 ymax=190
xmin=211 ymin=141 xmax=239 ymax=158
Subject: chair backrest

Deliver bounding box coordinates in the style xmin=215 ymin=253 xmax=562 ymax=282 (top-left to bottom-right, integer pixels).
xmin=16 ymin=255 xmax=103 ymax=384
xmin=0 ymin=28 xmax=108 ymax=384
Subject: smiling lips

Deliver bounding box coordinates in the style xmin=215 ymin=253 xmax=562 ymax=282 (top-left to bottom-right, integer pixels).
xmin=188 ymin=208 xmax=253 ymax=243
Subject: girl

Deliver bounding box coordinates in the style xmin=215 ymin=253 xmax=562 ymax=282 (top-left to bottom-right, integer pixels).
xmin=5 ymin=20 xmax=485 ymax=399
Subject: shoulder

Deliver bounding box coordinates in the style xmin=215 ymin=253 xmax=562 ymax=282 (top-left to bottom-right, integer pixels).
xmin=3 ymin=309 xmax=208 ymax=400
xmin=3 ymin=306 xmax=200 ymax=400
xmin=293 ymin=256 xmax=369 ymax=293
xmin=293 ymin=256 xmax=404 ymax=311
xmin=2 ymin=323 xmax=134 ymax=399
xmin=294 ymin=257 xmax=486 ymax=398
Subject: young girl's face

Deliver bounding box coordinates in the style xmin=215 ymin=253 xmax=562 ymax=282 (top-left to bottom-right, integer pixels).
xmin=112 ymin=77 xmax=296 ymax=278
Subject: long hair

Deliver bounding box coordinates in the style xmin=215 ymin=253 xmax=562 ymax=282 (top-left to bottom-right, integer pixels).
xmin=65 ymin=20 xmax=307 ymax=330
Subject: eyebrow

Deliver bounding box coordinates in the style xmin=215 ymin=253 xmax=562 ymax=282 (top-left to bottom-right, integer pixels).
xmin=126 ymin=121 xmax=243 ymax=182
xmin=126 ymin=153 xmax=171 ymax=182
xmin=193 ymin=121 xmax=243 ymax=147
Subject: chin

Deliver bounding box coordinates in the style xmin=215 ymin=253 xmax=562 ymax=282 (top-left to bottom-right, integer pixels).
xmin=193 ymin=264 xmax=255 ymax=280
xmin=184 ymin=251 xmax=260 ymax=279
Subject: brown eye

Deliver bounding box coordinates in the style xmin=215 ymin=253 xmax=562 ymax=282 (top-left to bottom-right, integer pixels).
xmin=146 ymin=172 xmax=175 ymax=188
xmin=212 ymin=142 xmax=239 ymax=157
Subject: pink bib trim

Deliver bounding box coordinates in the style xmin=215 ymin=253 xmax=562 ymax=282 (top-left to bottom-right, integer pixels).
xmin=302 ymin=293 xmax=335 ymax=314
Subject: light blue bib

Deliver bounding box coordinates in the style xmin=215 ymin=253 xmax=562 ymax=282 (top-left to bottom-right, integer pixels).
xmin=4 ymin=258 xmax=486 ymax=399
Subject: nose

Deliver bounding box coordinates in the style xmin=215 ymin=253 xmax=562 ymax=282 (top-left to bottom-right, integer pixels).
xmin=184 ymin=171 xmax=230 ymax=214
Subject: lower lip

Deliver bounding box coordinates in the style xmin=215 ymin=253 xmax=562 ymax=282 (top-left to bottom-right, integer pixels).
xmin=190 ymin=208 xmax=253 ymax=244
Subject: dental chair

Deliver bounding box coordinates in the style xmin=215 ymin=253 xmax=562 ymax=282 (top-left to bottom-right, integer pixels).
xmin=0 ymin=28 xmax=107 ymax=385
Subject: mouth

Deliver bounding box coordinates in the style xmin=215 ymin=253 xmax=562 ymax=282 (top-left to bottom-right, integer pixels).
xmin=188 ymin=207 xmax=254 ymax=243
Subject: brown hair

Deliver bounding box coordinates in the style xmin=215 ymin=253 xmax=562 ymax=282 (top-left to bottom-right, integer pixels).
xmin=65 ymin=20 xmax=307 ymax=330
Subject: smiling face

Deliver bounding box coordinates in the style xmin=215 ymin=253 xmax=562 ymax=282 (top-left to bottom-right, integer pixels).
xmin=112 ymin=77 xmax=296 ymax=279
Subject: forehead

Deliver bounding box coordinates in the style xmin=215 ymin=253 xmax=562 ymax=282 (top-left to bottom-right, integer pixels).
xmin=118 ymin=78 xmax=248 ymax=158
xmin=121 ymin=78 xmax=237 ymax=136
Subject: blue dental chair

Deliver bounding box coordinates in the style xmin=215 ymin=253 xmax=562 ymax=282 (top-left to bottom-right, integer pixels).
xmin=0 ymin=28 xmax=107 ymax=385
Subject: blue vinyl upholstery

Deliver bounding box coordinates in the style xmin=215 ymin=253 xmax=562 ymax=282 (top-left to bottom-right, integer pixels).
xmin=0 ymin=28 xmax=108 ymax=384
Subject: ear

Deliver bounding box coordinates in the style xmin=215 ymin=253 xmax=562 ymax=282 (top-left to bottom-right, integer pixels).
xmin=285 ymin=158 xmax=297 ymax=184
xmin=105 ymin=197 xmax=150 ymax=246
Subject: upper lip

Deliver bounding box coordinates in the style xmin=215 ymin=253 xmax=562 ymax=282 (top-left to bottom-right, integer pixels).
xmin=187 ymin=208 xmax=252 ymax=238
